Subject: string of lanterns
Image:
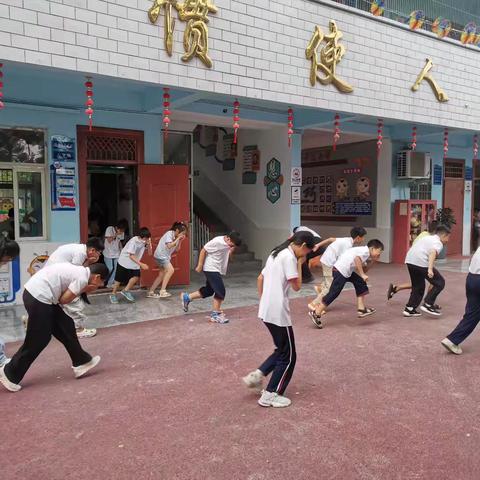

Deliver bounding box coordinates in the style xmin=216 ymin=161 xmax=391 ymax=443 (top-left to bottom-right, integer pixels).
xmin=233 ymin=99 xmax=240 ymax=144
xmin=287 ymin=107 xmax=294 ymax=148
xmin=376 ymin=118 xmax=383 ymax=158
xmin=411 ymin=126 xmax=417 ymax=151
xmin=163 ymin=87 xmax=171 ymax=139
xmin=332 ymin=114 xmax=340 ymax=152
xmin=443 ymin=128 xmax=449 ymax=159
xmin=474 ymin=134 xmax=478 ymax=160
xmin=0 ymin=63 xmax=3 ymax=110
xmin=85 ymin=77 xmax=94 ymax=131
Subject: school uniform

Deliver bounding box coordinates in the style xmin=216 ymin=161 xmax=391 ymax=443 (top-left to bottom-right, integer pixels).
xmin=447 ymin=248 xmax=480 ymax=345
xmin=115 ymin=236 xmax=146 ymax=284
xmin=258 ymin=247 xmax=298 ymax=395
xmin=295 ymin=226 xmax=323 ymax=282
xmin=154 ymin=230 xmax=177 ymax=268
xmin=104 ymin=227 xmax=124 ymax=286
xmin=322 ymin=246 xmax=370 ymax=306
xmin=45 ymin=243 xmax=89 ymax=329
xmin=3 ymin=264 xmax=92 ymax=385
xmin=405 ymin=234 xmax=445 ymax=309
xmin=199 ymin=236 xmax=231 ymax=300
xmin=319 ymin=237 xmax=354 ymax=297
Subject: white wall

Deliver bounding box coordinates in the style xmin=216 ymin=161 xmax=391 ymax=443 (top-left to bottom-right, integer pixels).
xmin=194 ymin=126 xmax=294 ymax=261
xmin=306 ymin=139 xmax=393 ymax=263
xmin=1 ymin=1 xmax=480 ymax=129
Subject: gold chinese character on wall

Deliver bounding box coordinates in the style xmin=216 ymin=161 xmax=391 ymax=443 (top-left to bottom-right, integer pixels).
xmin=148 ymin=0 xmax=218 ymax=68
xmin=306 ymin=20 xmax=353 ymax=93
xmin=411 ymin=58 xmax=448 ymax=102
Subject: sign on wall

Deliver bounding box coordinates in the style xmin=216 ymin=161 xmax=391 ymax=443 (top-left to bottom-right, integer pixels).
xmin=242 ymin=145 xmax=260 ymax=184
xmin=264 ymin=158 xmax=283 ymax=204
xmin=291 ymin=186 xmax=301 ymax=204
xmin=291 ymin=167 xmax=302 ymax=187
xmin=433 ymin=164 xmax=443 ymax=185
xmin=51 ymin=135 xmax=76 ymax=162
xmin=50 ymin=163 xmax=76 ymax=211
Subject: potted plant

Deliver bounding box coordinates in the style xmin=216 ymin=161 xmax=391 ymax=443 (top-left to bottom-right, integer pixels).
xmin=435 ymin=207 xmax=456 ymax=259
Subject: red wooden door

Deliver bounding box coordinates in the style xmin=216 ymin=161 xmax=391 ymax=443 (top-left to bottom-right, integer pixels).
xmin=138 ymin=165 xmax=190 ymax=286
xmin=443 ymin=160 xmax=464 ymax=255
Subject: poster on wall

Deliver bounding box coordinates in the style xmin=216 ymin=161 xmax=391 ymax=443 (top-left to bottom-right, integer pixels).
xmin=242 ymin=145 xmax=260 ymax=184
xmin=50 ymin=163 xmax=76 ymax=211
xmin=301 ymin=141 xmax=377 ymax=227
xmin=291 ymin=167 xmax=302 ymax=187
xmin=291 ymin=186 xmax=301 ymax=204
xmin=51 ymin=135 xmax=76 ymax=162
xmin=0 ymin=128 xmax=45 ymax=163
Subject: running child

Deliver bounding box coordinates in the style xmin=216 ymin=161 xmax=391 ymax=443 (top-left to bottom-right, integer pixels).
xmin=103 ymin=219 xmax=128 ymax=288
xmin=309 ymin=239 xmax=384 ymax=328
xmin=292 ymin=226 xmax=334 ymax=283
xmin=0 ymin=262 xmax=109 ymax=392
xmin=0 ymin=238 xmax=21 ymax=367
xmin=313 ymin=226 xmax=367 ymax=302
xmin=147 ymin=222 xmax=187 ymax=299
xmin=44 ymin=237 xmax=104 ymax=339
xmin=403 ymin=225 xmax=450 ymax=317
xmin=441 ymin=246 xmax=480 ymax=355
xmin=242 ymin=230 xmax=315 ymax=408
xmin=181 ymin=231 xmax=242 ymax=324
xmin=110 ymin=227 xmax=152 ymax=304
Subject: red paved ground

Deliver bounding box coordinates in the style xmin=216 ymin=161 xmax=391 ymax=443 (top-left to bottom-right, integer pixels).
xmin=2 ymin=264 xmax=480 ymax=479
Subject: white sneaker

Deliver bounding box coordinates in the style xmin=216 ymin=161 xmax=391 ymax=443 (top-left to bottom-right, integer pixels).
xmin=72 ymin=355 xmax=101 ymax=379
xmin=159 ymin=290 xmax=172 ymax=298
xmin=242 ymin=369 xmax=264 ymax=391
xmin=21 ymin=314 xmax=28 ymax=330
xmin=258 ymin=390 xmax=291 ymax=408
xmin=0 ymin=364 xmax=21 ymax=392
xmin=441 ymin=338 xmax=463 ymax=355
xmin=76 ymin=328 xmax=97 ymax=339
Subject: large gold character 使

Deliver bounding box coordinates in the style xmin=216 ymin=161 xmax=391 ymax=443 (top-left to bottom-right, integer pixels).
xmin=148 ymin=0 xmax=217 ymax=68
xmin=306 ymin=20 xmax=353 ymax=93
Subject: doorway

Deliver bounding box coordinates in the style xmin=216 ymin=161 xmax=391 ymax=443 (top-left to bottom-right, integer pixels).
xmin=87 ymin=165 xmax=137 ymax=239
xmin=443 ymin=159 xmax=465 ymax=255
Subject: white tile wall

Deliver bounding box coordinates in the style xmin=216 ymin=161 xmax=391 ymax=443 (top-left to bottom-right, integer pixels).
xmin=1 ymin=0 xmax=480 ymax=129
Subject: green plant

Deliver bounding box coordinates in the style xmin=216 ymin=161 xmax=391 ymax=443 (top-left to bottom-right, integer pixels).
xmin=435 ymin=207 xmax=456 ymax=228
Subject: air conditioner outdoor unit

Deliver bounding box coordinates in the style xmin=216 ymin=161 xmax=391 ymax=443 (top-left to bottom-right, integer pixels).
xmin=396 ymin=150 xmax=431 ymax=179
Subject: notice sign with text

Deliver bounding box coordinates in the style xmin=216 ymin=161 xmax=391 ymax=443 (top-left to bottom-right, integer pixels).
xmin=51 ymin=163 xmax=76 ymax=211
xmin=334 ymin=201 xmax=372 ymax=216
xmin=51 ymin=135 xmax=76 ymax=162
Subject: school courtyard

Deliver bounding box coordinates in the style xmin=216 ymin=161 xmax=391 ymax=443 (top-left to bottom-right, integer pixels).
xmin=2 ymin=261 xmax=480 ymax=480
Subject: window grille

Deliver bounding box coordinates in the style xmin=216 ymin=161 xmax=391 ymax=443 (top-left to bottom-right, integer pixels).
xmin=86 ymin=136 xmax=137 ymax=162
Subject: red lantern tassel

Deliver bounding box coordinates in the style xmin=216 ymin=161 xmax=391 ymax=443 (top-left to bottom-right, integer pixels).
xmin=287 ymin=107 xmax=294 ymax=148
xmin=85 ymin=77 xmax=94 ymax=132
xmin=233 ymin=100 xmax=240 ymax=144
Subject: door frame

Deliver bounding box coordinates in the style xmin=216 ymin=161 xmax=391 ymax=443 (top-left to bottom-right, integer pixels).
xmin=77 ymin=126 xmax=144 ymax=241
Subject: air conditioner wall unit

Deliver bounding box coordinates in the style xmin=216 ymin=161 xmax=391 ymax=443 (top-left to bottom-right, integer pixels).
xmin=396 ymin=151 xmax=431 ymax=179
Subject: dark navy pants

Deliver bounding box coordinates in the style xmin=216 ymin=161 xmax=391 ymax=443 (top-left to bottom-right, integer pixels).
xmin=199 ymin=271 xmax=226 ymax=300
xmin=447 ymin=273 xmax=480 ymax=345
xmin=322 ymin=269 xmax=369 ymax=306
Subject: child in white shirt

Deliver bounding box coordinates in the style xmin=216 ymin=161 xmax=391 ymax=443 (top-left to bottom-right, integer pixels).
xmin=110 ymin=227 xmax=152 ymax=304
xmin=103 ymin=219 xmax=128 ymax=288
xmin=242 ymin=231 xmax=315 ymax=408
xmin=147 ymin=222 xmax=187 ymax=299
xmin=309 ymin=239 xmax=384 ymax=328
xmin=0 ymin=263 xmax=108 ymax=392
xmin=181 ymin=231 xmax=242 ymax=324
xmin=403 ymin=225 xmax=450 ymax=317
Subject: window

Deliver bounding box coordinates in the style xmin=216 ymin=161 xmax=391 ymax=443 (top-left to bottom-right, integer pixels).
xmin=0 ymin=128 xmax=45 ymax=163
xmin=163 ymin=132 xmax=192 ymax=166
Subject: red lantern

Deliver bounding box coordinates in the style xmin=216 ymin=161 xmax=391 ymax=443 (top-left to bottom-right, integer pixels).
xmin=333 ymin=114 xmax=340 ymax=152
xmin=85 ymin=77 xmax=94 ymax=131
xmin=287 ymin=107 xmax=294 ymax=148
xmin=474 ymin=134 xmax=478 ymax=160
xmin=163 ymin=87 xmax=171 ymax=139
xmin=233 ymin=99 xmax=240 ymax=144
xmin=376 ymin=118 xmax=383 ymax=158
xmin=0 ymin=63 xmax=4 ymax=110
xmin=411 ymin=126 xmax=417 ymax=151
xmin=443 ymin=127 xmax=449 ymax=159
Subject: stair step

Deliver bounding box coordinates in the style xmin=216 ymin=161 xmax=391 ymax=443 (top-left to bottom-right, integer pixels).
xmin=232 ymin=251 xmax=255 ymax=262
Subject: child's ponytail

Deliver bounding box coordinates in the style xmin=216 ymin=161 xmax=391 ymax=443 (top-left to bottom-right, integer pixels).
xmin=271 ymin=231 xmax=316 ymax=258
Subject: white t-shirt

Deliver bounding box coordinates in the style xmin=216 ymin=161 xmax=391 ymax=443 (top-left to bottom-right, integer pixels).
xmin=155 ymin=230 xmax=176 ymax=261
xmin=469 ymin=247 xmax=480 ymax=274
xmin=45 ymin=244 xmax=87 ymax=267
xmin=203 ymin=236 xmax=231 ymax=275
xmin=321 ymin=237 xmax=354 ymax=268
xmin=258 ymin=247 xmax=298 ymax=327
xmin=405 ymin=234 xmax=444 ymax=267
xmin=25 ymin=263 xmax=90 ymax=305
xmin=103 ymin=227 xmax=124 ymax=259
xmin=118 ymin=236 xmax=146 ymax=270
xmin=334 ymin=246 xmax=370 ymax=278
xmin=295 ymin=226 xmax=321 ymax=238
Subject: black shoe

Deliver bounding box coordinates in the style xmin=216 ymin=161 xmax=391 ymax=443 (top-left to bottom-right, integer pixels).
xmin=420 ymin=304 xmax=441 ymax=317
xmin=387 ymin=283 xmax=397 ymax=300
xmin=403 ymin=307 xmax=422 ymax=317
xmin=433 ymin=304 xmax=442 ymax=310
xmin=308 ymin=310 xmax=323 ymax=329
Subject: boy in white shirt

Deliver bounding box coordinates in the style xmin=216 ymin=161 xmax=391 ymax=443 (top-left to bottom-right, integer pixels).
xmin=314 ymin=226 xmax=367 ymax=300
xmin=0 ymin=263 xmax=109 ymax=392
xmin=103 ymin=219 xmax=128 ymax=288
xmin=110 ymin=227 xmax=152 ymax=304
xmin=309 ymin=239 xmax=384 ymax=328
xmin=442 ymin=246 xmax=480 ymax=355
xmin=181 ymin=231 xmax=242 ymax=324
xmin=403 ymin=225 xmax=450 ymax=317
xmin=44 ymin=237 xmax=104 ymax=339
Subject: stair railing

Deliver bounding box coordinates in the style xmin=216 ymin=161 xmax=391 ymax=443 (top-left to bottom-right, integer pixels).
xmin=193 ymin=212 xmax=211 ymax=253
